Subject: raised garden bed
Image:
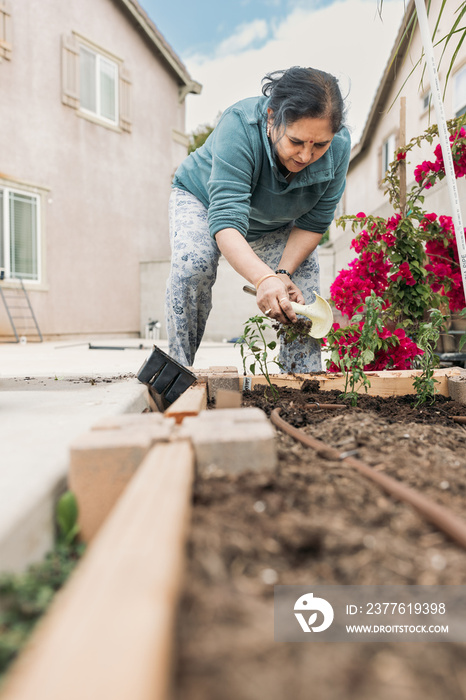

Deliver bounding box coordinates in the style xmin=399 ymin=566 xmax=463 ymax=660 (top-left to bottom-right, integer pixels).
xmin=173 ymin=369 xmax=466 ymax=700
xmin=3 ymin=367 xmax=466 ymax=700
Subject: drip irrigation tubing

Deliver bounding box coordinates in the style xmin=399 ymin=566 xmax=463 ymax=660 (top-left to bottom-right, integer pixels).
xmin=270 ymin=408 xmax=466 ymax=551
xmin=306 ymin=402 xmax=347 ymax=411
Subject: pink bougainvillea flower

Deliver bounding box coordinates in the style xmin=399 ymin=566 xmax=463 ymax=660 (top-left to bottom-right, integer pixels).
xmin=397 ymin=152 xmax=406 ymax=161
xmin=381 ymin=231 xmax=396 ymax=247
xmin=390 ymin=261 xmax=416 ymax=286
xmin=326 ymin=324 xmax=422 ymax=373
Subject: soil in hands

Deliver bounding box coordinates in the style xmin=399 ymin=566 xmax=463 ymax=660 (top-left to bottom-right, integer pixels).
xmin=173 ymin=382 xmax=466 ymax=700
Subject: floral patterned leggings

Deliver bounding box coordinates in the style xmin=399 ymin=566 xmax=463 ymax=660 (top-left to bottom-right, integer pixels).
xmin=165 ymin=187 xmax=322 ymax=373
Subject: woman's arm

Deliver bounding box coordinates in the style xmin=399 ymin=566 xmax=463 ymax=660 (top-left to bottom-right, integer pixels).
xmin=215 ymin=226 xmax=322 ymax=323
xmin=275 ymin=226 xmax=322 ymax=301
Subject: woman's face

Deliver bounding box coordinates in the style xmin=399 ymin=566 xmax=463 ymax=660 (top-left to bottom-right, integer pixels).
xmin=267 ymin=109 xmax=334 ymax=174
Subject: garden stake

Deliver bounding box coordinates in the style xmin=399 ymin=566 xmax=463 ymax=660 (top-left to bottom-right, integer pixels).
xmin=271 ymin=408 xmax=466 ymax=552
xmin=242 ymin=285 xmax=333 ymax=338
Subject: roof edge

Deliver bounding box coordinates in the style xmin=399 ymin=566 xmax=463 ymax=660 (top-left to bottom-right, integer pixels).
xmin=350 ymin=0 xmax=415 ymax=168
xmin=117 ymin=0 xmax=202 ymax=97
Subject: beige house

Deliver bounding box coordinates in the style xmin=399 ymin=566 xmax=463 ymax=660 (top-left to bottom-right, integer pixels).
xmin=321 ymin=0 xmax=466 ymax=298
xmin=0 ymin=0 xmax=200 ymax=341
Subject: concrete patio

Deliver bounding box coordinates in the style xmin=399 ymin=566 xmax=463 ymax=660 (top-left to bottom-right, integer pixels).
xmin=0 ymin=338 xmax=245 ymax=573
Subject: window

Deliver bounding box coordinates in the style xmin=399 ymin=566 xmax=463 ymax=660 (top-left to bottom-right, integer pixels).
xmin=0 ymin=1 xmax=12 ymax=61
xmin=0 ymin=187 xmax=40 ymax=281
xmin=381 ymin=133 xmax=396 ymax=177
xmin=80 ymin=46 xmax=118 ymax=124
xmin=453 ymin=65 xmax=466 ymax=118
xmin=62 ymin=34 xmax=132 ymax=132
xmin=421 ymin=90 xmax=432 ymax=113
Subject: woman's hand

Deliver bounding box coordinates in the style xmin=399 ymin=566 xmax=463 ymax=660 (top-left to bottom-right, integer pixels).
xmin=275 ymin=274 xmax=305 ymax=304
xmin=256 ymin=276 xmax=300 ymax=324
xmin=214 ymin=226 xmax=310 ymax=324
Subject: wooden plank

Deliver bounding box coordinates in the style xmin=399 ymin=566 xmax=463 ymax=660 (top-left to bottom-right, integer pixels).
xmin=164 ymin=384 xmax=207 ymax=423
xmin=399 ymin=96 xmax=407 ymax=214
xmin=241 ymin=368 xmax=463 ymax=397
xmin=0 ymin=441 xmax=195 ymax=700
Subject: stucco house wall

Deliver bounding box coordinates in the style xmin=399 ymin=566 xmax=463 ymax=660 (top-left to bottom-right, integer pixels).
xmin=0 ymin=0 xmax=199 ymax=340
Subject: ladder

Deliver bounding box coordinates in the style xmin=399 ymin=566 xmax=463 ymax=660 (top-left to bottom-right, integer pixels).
xmin=0 ymin=276 xmax=43 ymax=342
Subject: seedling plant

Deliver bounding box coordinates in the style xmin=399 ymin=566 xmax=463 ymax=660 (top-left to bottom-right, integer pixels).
xmin=236 ymin=315 xmax=283 ymax=400
xmin=326 ymin=292 xmax=386 ymax=405
xmin=412 ymin=309 xmax=444 ymax=407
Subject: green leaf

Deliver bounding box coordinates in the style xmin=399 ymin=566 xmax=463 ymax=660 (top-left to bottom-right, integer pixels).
xmin=56 ymin=491 xmax=79 ymax=544
xmin=361 ymin=349 xmax=375 ymax=364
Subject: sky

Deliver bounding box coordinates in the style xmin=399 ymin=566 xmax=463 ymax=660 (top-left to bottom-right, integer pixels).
xmin=139 ymin=0 xmax=407 ymax=145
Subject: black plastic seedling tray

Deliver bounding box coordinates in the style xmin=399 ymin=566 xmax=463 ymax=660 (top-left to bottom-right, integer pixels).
xmin=137 ymin=345 xmax=197 ymax=410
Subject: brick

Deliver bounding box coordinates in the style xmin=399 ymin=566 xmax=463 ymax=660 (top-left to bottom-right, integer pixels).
xmin=208 ymin=373 xmax=240 ymax=400
xmin=180 ymin=413 xmax=276 ymax=474
xmin=208 ymin=366 xmax=239 ymax=373
xmin=216 ymin=389 xmax=242 ymax=409
xmin=186 ymin=406 xmax=268 ymax=425
xmin=448 ymin=373 xmax=466 ymax=405
xmin=69 ymin=426 xmax=171 ymax=542
xmin=193 ymin=367 xmax=240 ymax=400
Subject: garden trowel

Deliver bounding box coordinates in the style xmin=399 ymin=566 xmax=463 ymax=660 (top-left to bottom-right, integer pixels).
xmin=242 ymin=285 xmax=333 ymax=339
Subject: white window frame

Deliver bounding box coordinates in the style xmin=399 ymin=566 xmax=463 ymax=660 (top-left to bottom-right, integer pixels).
xmin=0 ymin=186 xmax=41 ymax=284
xmin=62 ymin=34 xmax=132 ymax=133
xmin=453 ymin=64 xmax=466 ymax=118
xmin=421 ymin=89 xmax=432 ymax=114
xmin=0 ymin=0 xmax=12 ymax=60
xmin=381 ymin=133 xmax=397 ymax=177
xmin=79 ymin=45 xmax=119 ymax=126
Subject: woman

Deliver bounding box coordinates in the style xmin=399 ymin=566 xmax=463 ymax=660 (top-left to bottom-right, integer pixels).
xmin=165 ymin=66 xmax=351 ymax=372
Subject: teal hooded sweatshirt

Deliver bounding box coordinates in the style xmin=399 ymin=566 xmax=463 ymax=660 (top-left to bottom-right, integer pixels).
xmin=172 ymin=95 xmax=351 ymax=242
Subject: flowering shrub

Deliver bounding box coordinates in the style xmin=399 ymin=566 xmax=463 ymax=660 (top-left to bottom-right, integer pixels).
xmin=325 ymin=118 xmax=466 ymax=376
xmin=423 ymin=213 xmax=466 ymax=312
xmin=326 ymin=321 xmax=420 ymax=373
xmin=414 ymin=128 xmax=466 ymax=188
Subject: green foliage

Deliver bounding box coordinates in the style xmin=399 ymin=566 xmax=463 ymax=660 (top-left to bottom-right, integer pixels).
xmin=0 ymin=491 xmax=84 ymax=682
xmin=0 ymin=542 xmax=85 ymax=681
xmin=56 ymin=491 xmax=80 ymax=545
xmin=459 ymin=308 xmax=466 ymax=351
xmin=327 ymin=293 xmax=385 ymax=406
xmin=318 ymin=229 xmax=330 ymax=246
xmin=379 ymin=1 xmax=466 ymax=110
xmin=412 ymin=309 xmax=444 ymax=406
xmin=188 ymin=124 xmax=215 ymax=154
xmin=236 ymin=315 xmax=283 ymax=400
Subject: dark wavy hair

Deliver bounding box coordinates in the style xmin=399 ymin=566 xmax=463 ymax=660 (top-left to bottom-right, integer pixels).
xmin=261 ymin=66 xmax=346 ymax=134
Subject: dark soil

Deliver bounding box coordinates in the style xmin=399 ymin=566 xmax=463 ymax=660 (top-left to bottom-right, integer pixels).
xmin=173 ymin=383 xmax=466 ymax=700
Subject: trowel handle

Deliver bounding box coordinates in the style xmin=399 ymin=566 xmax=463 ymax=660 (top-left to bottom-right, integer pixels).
xmin=243 ymin=285 xmax=257 ymax=297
